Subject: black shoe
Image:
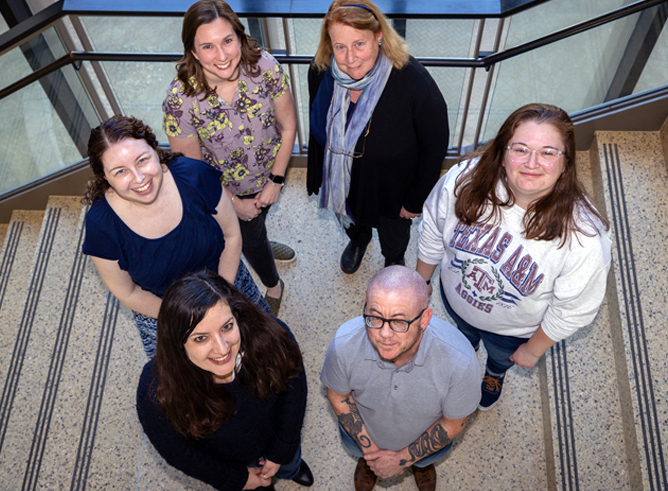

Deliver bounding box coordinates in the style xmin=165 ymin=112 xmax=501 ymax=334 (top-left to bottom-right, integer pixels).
xmin=340 ymin=241 xmax=368 ymax=274
xmin=291 ymin=460 xmax=314 ymax=487
xmin=384 ymin=256 xmax=405 ymax=267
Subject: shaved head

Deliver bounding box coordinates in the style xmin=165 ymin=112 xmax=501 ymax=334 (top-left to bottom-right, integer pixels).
xmin=367 ymin=266 xmax=429 ymax=310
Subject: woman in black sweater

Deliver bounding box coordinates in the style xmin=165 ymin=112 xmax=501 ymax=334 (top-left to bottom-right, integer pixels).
xmin=136 ymin=270 xmax=313 ymax=490
xmin=308 ymin=0 xmax=449 ymax=274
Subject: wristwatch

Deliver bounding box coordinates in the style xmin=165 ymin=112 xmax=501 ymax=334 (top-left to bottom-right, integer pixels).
xmin=268 ymin=173 xmax=285 ymax=185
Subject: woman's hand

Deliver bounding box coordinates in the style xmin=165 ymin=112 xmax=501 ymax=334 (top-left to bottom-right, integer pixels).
xmin=243 ymin=467 xmax=267 ymax=490
xmin=233 ymin=196 xmax=262 ymax=222
xmin=509 ymin=325 xmax=556 ymax=369
xmin=258 ymin=459 xmax=280 ymax=479
xmin=256 ymin=181 xmax=282 ymax=208
xmin=509 ymin=343 xmax=541 ymax=369
xmin=399 ymin=206 xmax=420 ymax=220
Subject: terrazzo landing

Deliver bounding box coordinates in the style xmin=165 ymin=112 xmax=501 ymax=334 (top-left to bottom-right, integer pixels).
xmin=594 ymin=131 xmax=668 ymax=491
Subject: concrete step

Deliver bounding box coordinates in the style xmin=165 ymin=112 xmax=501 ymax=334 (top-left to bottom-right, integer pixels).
xmin=0 ymin=197 xmax=144 ymax=489
xmin=593 ymin=130 xmax=668 ymax=491
xmin=541 ymin=149 xmax=630 ymax=491
xmin=0 ymin=209 xmax=45 ymax=464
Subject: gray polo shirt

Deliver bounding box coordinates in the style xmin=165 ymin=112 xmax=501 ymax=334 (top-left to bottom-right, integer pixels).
xmin=320 ymin=315 xmax=481 ymax=451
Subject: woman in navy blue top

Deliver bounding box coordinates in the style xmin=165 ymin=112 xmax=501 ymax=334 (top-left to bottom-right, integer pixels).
xmin=82 ymin=115 xmax=268 ymax=357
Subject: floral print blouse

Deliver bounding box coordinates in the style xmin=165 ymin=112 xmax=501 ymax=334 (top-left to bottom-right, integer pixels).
xmin=163 ymin=51 xmax=289 ymax=196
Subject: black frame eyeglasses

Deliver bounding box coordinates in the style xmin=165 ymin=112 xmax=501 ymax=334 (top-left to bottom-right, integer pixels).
xmin=363 ymin=303 xmax=426 ymax=333
xmin=327 ymin=110 xmax=372 ymax=159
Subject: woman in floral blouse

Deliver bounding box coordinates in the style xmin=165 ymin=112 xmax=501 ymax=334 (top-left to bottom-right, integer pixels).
xmin=163 ymin=0 xmax=297 ymax=317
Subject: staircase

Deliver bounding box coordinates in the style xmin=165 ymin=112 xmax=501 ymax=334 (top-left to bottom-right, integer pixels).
xmin=0 ymin=117 xmax=666 ymax=490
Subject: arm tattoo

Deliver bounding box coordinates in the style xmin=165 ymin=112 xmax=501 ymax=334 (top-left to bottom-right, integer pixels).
xmin=337 ymin=396 xmax=372 ymax=449
xmin=399 ymin=424 xmax=451 ymax=466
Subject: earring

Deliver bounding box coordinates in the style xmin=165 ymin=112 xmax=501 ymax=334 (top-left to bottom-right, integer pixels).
xmin=378 ymin=39 xmax=382 ymax=46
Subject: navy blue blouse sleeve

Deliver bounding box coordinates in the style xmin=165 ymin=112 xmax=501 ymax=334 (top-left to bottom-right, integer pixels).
xmin=171 ymin=157 xmax=224 ymax=214
xmin=82 ymin=200 xmax=127 ymax=268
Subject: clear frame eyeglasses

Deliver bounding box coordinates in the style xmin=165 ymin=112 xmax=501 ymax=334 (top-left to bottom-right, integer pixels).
xmin=505 ymin=143 xmax=564 ymax=167
xmin=327 ymin=111 xmax=372 ymax=159
xmin=363 ymin=304 xmax=426 ymax=333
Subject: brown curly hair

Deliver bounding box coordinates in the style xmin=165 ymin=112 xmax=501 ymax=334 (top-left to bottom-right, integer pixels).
xmin=83 ymin=115 xmax=181 ymax=205
xmin=176 ymin=0 xmax=262 ymax=99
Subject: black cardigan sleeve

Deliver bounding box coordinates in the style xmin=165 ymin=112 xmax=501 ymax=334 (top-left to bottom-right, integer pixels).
xmin=306 ymin=64 xmax=327 ymax=195
xmin=402 ymin=58 xmax=449 ymax=214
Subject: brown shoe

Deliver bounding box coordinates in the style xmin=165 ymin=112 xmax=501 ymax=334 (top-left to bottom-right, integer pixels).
xmin=412 ymin=464 xmax=436 ymax=491
xmin=354 ymin=458 xmax=377 ymax=491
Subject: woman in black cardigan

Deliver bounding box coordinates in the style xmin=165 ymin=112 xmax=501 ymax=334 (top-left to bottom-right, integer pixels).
xmin=308 ymin=0 xmax=449 ymax=274
xmin=136 ymin=270 xmax=313 ymax=490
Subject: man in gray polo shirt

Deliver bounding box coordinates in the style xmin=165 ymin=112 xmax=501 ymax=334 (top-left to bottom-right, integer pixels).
xmin=321 ymin=266 xmax=480 ymax=491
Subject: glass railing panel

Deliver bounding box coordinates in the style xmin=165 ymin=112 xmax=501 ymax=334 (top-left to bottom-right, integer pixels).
xmin=0 ymin=24 xmax=67 ymax=92
xmin=0 ymin=65 xmax=89 ymax=194
xmin=79 ymin=15 xmax=255 ymax=52
xmin=98 ymin=61 xmax=178 ymax=141
xmin=483 ymin=8 xmax=644 ymax=141
xmin=78 ymin=16 xmax=183 ymax=52
xmin=504 ymin=0 xmax=635 ymax=48
xmin=633 ymin=11 xmax=668 ymax=95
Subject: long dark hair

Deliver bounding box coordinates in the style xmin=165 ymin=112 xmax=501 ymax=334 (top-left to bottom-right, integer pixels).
xmin=454 ymin=103 xmax=608 ymax=246
xmin=176 ymin=0 xmax=262 ymax=98
xmin=154 ymin=270 xmax=303 ymax=439
xmin=83 ymin=115 xmax=181 ymax=204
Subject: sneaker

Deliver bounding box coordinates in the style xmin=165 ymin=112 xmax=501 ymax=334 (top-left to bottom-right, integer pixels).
xmin=478 ymin=373 xmax=505 ymax=411
xmin=270 ymin=241 xmax=296 ymax=263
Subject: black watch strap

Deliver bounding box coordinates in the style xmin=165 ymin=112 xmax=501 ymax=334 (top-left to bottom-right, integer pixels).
xmin=269 ymin=173 xmax=285 ymax=185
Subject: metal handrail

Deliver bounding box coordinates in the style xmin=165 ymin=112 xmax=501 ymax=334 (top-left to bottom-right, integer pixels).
xmin=2 ymin=0 xmax=666 ymax=103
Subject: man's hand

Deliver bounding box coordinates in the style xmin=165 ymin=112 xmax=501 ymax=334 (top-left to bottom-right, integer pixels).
xmin=364 ymin=450 xmax=408 ymax=479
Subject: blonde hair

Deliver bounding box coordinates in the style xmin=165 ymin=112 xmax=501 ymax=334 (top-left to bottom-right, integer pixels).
xmin=313 ymin=0 xmax=409 ymax=71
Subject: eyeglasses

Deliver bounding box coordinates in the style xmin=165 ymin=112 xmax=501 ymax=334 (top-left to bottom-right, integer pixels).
xmin=505 ymin=143 xmax=564 ymax=167
xmin=363 ymin=304 xmax=426 ymax=333
xmin=327 ymin=110 xmax=372 ymax=159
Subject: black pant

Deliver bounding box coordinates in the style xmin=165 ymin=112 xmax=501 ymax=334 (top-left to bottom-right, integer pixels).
xmin=345 ymin=216 xmax=411 ymax=262
xmin=238 ymin=196 xmax=280 ymax=289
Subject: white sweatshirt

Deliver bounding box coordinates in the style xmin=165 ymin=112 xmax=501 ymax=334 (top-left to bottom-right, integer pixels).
xmin=418 ymin=160 xmax=612 ymax=341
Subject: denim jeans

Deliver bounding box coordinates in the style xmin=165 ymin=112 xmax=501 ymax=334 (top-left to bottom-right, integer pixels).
xmin=338 ymin=423 xmax=452 ymax=468
xmin=440 ymin=283 xmax=528 ymax=376
xmin=248 ymin=445 xmax=302 ymax=481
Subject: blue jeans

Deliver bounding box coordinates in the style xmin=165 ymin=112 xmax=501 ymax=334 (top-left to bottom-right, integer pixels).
xmin=338 ymin=423 xmax=452 ymax=468
xmin=440 ymin=283 xmax=528 ymax=376
xmin=248 ymin=445 xmax=302 ymax=481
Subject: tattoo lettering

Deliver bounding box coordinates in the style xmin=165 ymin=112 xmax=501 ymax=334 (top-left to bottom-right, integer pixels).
xmin=399 ymin=424 xmax=451 ymax=466
xmin=338 ymin=396 xmax=372 ymax=449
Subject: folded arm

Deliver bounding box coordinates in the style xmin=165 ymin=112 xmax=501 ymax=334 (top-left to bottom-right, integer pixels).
xmin=365 ymin=413 xmax=470 ymax=479
xmin=326 ymin=388 xmax=380 ymax=454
